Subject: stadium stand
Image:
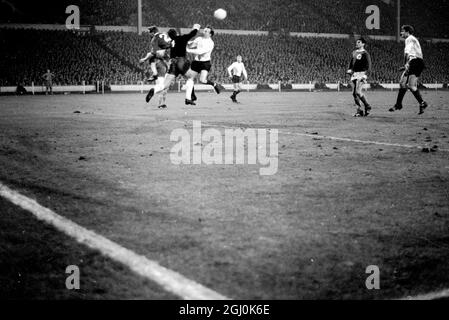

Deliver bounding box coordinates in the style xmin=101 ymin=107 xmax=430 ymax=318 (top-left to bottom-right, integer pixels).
xmin=1 ymin=27 xmax=449 ymax=87
xmin=1 ymin=0 xmax=448 ymax=37
xmin=1 ymin=0 xmax=449 ymax=87
xmin=0 ymin=29 xmax=138 ymax=86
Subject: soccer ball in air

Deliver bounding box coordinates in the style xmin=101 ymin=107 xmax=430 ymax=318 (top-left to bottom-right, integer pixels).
xmin=214 ymin=8 xmax=227 ymax=20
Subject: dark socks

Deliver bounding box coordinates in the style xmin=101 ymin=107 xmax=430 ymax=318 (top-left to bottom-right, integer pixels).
xmin=411 ymin=89 xmax=424 ymax=104
xmin=359 ymin=95 xmax=369 ymax=107
xmin=206 ymin=80 xmax=215 ymax=87
xmin=353 ymin=95 xmax=361 ymax=107
xmin=396 ymin=88 xmax=407 ymax=106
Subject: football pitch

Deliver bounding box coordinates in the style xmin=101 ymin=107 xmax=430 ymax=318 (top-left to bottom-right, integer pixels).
xmin=0 ymin=90 xmax=448 ymax=300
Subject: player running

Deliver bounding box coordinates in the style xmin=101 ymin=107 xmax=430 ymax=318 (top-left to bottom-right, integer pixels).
xmin=346 ymin=38 xmax=372 ymax=117
xmin=139 ymin=26 xmax=172 ymax=82
xmin=389 ymin=25 xmax=428 ymax=115
xmin=184 ymin=26 xmax=224 ymax=106
xmin=145 ymin=24 xmax=201 ymax=105
xmin=227 ymin=55 xmax=248 ymax=103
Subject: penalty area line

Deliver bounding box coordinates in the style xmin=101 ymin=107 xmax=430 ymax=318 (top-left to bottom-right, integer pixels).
xmin=0 ymin=182 xmax=229 ymax=300
xmin=166 ymin=120 xmax=449 ymax=152
xmin=282 ymin=131 xmax=449 ymax=152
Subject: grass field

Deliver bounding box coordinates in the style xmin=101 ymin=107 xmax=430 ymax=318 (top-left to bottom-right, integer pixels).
xmin=0 ymin=90 xmax=448 ymax=300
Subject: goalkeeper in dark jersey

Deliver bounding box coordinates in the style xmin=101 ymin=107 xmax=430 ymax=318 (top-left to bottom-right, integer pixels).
xmin=146 ymin=24 xmax=201 ymax=104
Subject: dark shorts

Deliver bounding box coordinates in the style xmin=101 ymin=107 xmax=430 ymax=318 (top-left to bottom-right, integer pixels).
xmin=408 ymin=58 xmax=425 ymax=77
xmin=191 ymin=60 xmax=212 ymax=73
xmin=232 ymin=75 xmax=241 ymax=84
xmin=168 ymin=57 xmax=191 ymax=77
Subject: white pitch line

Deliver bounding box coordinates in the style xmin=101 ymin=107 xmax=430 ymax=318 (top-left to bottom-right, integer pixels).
xmin=282 ymin=131 xmax=449 ymax=152
xmin=0 ymin=182 xmax=229 ymax=300
xmin=166 ymin=120 xmax=449 ymax=152
xmin=2 ymin=183 xmax=448 ymax=301
xmin=399 ymin=288 xmax=449 ymax=300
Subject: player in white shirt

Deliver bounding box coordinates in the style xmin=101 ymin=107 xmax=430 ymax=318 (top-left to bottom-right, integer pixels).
xmin=227 ymin=55 xmax=248 ymax=103
xmin=389 ymin=25 xmax=428 ymax=115
xmin=184 ymin=26 xmax=223 ymax=105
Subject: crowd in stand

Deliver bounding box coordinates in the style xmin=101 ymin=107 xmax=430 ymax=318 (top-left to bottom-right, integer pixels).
xmin=0 ymin=29 xmax=139 ymax=86
xmin=1 ymin=0 xmax=448 ymax=38
xmin=1 ymin=28 xmax=449 ymax=87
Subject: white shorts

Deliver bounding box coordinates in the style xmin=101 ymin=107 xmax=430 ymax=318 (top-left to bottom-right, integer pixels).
xmin=351 ymin=72 xmax=367 ymax=82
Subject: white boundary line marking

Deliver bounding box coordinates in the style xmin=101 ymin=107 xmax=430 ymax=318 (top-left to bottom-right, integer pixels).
xmin=1 ymin=175 xmax=448 ymax=300
xmin=282 ymin=131 xmax=449 ymax=152
xmin=0 ymin=182 xmax=230 ymax=300
xmin=166 ymin=120 xmax=449 ymax=152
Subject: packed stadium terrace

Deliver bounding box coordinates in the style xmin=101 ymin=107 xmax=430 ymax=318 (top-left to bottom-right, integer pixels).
xmin=1 ymin=28 xmax=449 ymax=87
xmin=1 ymin=0 xmax=449 ymax=38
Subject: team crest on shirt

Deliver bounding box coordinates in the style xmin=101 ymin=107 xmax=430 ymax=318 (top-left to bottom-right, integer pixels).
xmin=356 ymin=54 xmax=362 ymax=60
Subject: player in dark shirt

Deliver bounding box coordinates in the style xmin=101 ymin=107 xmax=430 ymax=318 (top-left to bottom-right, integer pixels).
xmin=140 ymin=26 xmax=172 ymax=82
xmin=346 ymin=38 xmax=372 ymax=117
xmin=146 ymin=24 xmax=200 ymax=104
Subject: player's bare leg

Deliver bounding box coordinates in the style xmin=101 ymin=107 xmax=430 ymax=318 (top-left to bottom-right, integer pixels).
xmin=185 ymin=69 xmax=198 ymax=105
xmin=356 ymin=80 xmax=371 ymax=116
xmin=199 ymin=70 xmax=222 ymax=94
xmin=231 ymin=82 xmax=241 ymax=103
xmin=146 ymin=75 xmax=164 ymax=104
xmin=351 ymin=80 xmax=364 ymax=117
xmin=147 ymin=60 xmax=171 ymax=104
xmin=231 ymin=82 xmax=238 ymax=103
xmin=149 ymin=62 xmax=158 ymax=81
xmin=158 ymin=88 xmax=168 ymax=109
xmin=389 ymin=72 xmax=408 ymax=112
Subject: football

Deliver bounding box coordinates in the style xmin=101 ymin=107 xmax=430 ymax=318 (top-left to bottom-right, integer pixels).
xmin=214 ymin=8 xmax=227 ymax=20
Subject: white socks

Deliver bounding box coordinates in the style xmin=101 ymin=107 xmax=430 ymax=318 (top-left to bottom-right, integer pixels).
xmin=154 ymin=77 xmax=165 ymax=93
xmin=185 ymin=78 xmax=194 ymax=100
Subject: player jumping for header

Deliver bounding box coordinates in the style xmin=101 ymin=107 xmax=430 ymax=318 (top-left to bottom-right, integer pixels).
xmin=227 ymin=55 xmax=248 ymax=103
xmin=346 ymin=38 xmax=372 ymax=117
xmin=184 ymin=26 xmax=224 ymax=106
xmin=139 ymin=26 xmax=172 ymax=82
xmin=145 ymin=24 xmax=201 ymax=105
xmin=389 ymin=25 xmax=428 ymax=115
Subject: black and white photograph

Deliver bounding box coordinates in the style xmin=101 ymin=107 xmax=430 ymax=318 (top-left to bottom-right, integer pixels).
xmin=0 ymin=0 xmax=448 ymax=306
